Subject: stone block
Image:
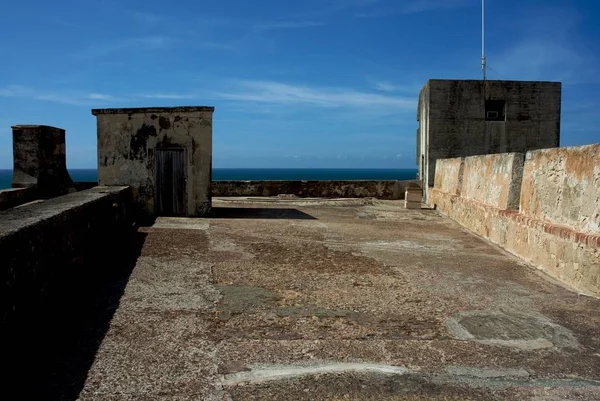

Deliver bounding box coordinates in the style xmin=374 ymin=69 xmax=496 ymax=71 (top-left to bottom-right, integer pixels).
xmin=520 ymin=143 xmax=600 ymax=234
xmin=461 ymin=152 xmax=524 ymax=210
xmin=405 ymin=191 xmax=422 ymax=202
xmin=404 ymin=200 xmax=422 ymax=210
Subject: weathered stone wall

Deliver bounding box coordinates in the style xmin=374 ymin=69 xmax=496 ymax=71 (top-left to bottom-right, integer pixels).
xmin=0 ymin=188 xmax=39 ymax=211
xmin=0 ymin=186 xmax=132 ymax=330
xmin=11 ymin=125 xmax=74 ymax=195
xmin=520 ymin=144 xmax=600 ymax=234
xmin=433 ymin=158 xmax=464 ymax=195
xmin=418 ymin=79 xmax=561 ymax=193
xmin=212 ymin=180 xmax=415 ymax=199
xmin=429 ymin=144 xmax=600 ymax=296
xmin=462 ymin=152 xmax=524 ymax=210
xmin=93 ymin=106 xmax=213 ymax=221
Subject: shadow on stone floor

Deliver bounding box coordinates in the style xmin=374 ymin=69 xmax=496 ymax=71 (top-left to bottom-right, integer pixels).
xmin=3 ymin=229 xmax=147 ymax=400
xmin=209 ymin=207 xmax=317 ymax=220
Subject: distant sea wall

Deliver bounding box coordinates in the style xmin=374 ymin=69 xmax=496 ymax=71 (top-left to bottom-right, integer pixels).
xmin=212 ymin=180 xmax=419 ymax=200
xmin=429 ymin=143 xmax=600 ymax=296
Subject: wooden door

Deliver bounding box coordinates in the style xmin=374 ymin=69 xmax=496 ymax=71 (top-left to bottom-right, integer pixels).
xmin=155 ymin=148 xmax=186 ymax=216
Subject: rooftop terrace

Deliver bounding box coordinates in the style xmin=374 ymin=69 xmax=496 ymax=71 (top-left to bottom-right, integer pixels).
xmin=13 ymin=197 xmax=600 ymax=399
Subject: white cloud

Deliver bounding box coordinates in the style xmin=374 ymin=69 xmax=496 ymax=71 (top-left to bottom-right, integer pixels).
xmin=0 ymin=85 xmax=84 ymax=105
xmin=373 ymin=81 xmax=399 ymax=92
xmin=86 ymin=93 xmax=124 ymax=101
xmin=136 ymin=93 xmax=198 ymax=100
xmin=371 ymin=81 xmax=422 ymax=93
xmin=0 ymin=85 xmax=209 ymax=105
xmin=33 ymin=94 xmax=90 ymax=105
xmin=131 ymin=12 xmax=162 ymax=24
xmin=355 ymin=0 xmax=470 ymax=18
xmin=285 ymin=0 xmax=381 ymax=20
xmin=489 ymin=40 xmax=579 ymax=81
xmin=399 ymin=0 xmax=469 ymax=14
xmin=487 ymin=8 xmax=599 ymax=84
xmin=216 ymin=80 xmax=416 ymax=110
xmin=74 ymin=36 xmax=175 ymax=59
xmin=0 ymin=85 xmax=128 ymax=106
xmin=254 ymin=20 xmax=325 ymax=31
xmin=0 ymin=85 xmax=30 ymax=97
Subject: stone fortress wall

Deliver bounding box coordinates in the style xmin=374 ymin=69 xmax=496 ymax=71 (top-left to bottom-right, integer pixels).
xmin=429 ymin=143 xmax=600 ymax=296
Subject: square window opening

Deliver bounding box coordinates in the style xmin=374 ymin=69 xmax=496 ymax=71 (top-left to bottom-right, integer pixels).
xmin=485 ymin=100 xmax=506 ymax=121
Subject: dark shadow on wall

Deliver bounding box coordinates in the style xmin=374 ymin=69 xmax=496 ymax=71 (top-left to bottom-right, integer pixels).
xmin=4 ymin=229 xmax=147 ymax=400
xmin=209 ymin=207 xmax=317 ymax=220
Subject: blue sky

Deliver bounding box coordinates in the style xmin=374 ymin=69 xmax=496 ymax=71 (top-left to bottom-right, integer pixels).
xmin=1 ymin=0 xmax=599 ymax=169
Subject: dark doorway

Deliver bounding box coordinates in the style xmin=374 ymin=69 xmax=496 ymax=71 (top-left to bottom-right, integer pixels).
xmin=156 ymin=148 xmax=187 ymax=216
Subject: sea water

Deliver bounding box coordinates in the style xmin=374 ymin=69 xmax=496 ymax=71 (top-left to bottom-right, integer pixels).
xmin=0 ymin=168 xmax=417 ymax=190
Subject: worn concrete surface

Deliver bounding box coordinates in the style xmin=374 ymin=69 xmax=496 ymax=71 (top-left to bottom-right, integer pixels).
xmin=72 ymin=198 xmax=600 ymax=400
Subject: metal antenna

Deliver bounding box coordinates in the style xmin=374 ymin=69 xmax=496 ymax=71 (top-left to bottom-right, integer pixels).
xmin=481 ymin=0 xmax=487 ymax=80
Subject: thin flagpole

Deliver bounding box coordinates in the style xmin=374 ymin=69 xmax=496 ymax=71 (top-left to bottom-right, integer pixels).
xmin=482 ymin=0 xmax=486 ymax=80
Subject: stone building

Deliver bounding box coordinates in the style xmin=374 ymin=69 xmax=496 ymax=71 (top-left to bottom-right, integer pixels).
xmin=417 ymin=79 xmax=561 ymax=198
xmin=11 ymin=125 xmax=73 ymax=196
xmin=92 ymin=106 xmax=214 ymax=221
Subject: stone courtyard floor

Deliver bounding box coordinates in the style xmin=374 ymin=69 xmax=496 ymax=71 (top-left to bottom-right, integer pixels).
xmin=79 ymin=198 xmax=600 ymax=400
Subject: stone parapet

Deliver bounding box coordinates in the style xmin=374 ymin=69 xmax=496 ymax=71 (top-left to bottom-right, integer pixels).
xmin=429 ymin=143 xmax=600 ymax=296
xmin=212 ymin=180 xmax=417 ymax=200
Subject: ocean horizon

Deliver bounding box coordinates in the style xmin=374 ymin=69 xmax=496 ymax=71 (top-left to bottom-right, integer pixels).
xmin=0 ymin=168 xmax=418 ymax=190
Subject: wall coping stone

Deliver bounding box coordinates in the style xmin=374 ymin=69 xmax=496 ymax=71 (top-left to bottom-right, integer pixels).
xmin=0 ymin=186 xmax=129 ymax=239
xmin=11 ymin=125 xmax=65 ymax=130
xmin=91 ymin=106 xmax=215 ymax=115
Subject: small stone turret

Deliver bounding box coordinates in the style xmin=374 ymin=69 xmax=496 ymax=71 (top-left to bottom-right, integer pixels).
xmin=11 ymin=125 xmax=74 ymax=196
